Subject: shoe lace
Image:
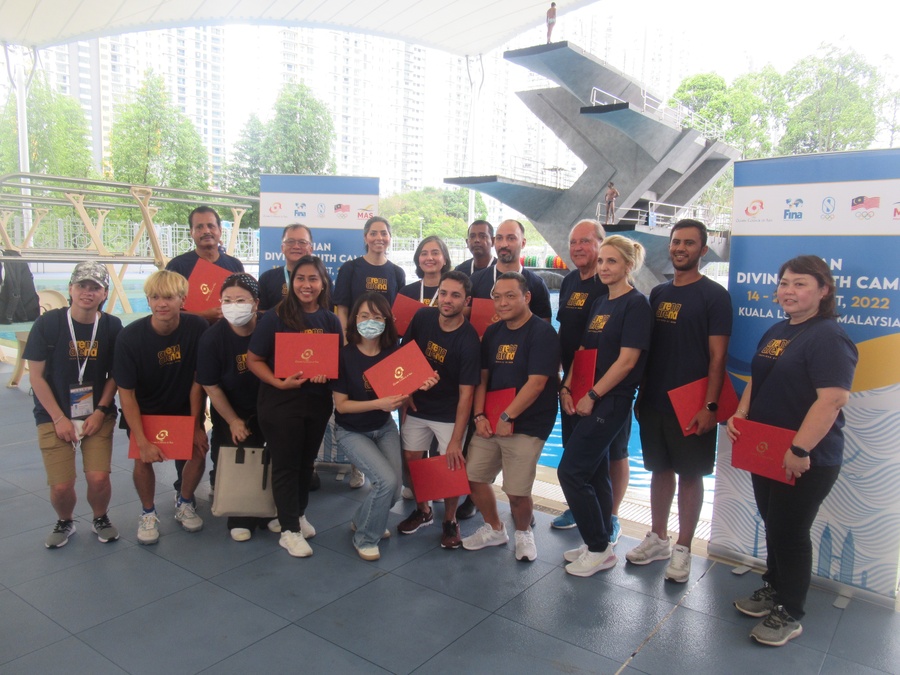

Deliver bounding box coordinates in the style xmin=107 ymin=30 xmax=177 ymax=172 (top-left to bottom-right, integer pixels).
xmin=52 ymin=520 xmax=71 ymax=533
xmin=93 ymin=514 xmax=111 ymax=528
xmin=762 ymin=605 xmax=792 ymax=629
xmin=140 ymin=513 xmax=159 ymax=530
xmin=751 ymin=585 xmax=775 ymax=602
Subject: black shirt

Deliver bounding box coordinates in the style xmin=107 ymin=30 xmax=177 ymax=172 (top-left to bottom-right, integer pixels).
xmin=165 ymin=249 xmax=244 ymax=279
xmin=332 ymin=344 xmax=399 ymax=432
xmin=195 ymin=319 xmax=260 ymax=417
xmin=556 ymin=270 xmax=609 ymax=375
xmin=333 ymin=257 xmax=405 ymax=308
xmin=470 ymin=266 xmax=552 ymax=320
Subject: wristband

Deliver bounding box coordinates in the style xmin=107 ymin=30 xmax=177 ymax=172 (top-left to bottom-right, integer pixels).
xmin=789 ymin=444 xmax=810 ymax=458
xmin=473 ymin=413 xmax=486 ymax=422
xmin=53 ymin=415 xmax=65 ymax=425
xmin=559 ymin=386 xmax=571 ymax=395
xmin=588 ymin=389 xmax=601 ymax=401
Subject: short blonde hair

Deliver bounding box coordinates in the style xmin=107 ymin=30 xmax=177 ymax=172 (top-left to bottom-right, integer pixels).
xmin=144 ymin=270 xmax=189 ymax=298
xmin=601 ymin=235 xmax=645 ymax=274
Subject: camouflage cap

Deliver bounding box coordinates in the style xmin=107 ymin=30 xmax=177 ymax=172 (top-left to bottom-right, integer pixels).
xmin=70 ymin=261 xmax=109 ymax=289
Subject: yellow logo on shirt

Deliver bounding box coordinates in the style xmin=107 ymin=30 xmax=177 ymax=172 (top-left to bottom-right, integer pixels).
xmin=656 ymin=302 xmax=681 ymax=322
xmin=236 ymin=353 xmax=248 ymax=373
xmin=566 ymin=292 xmax=589 ymax=309
xmin=68 ymin=340 xmax=98 ymax=359
xmin=281 ymin=283 xmax=288 ymax=298
xmin=425 ymin=340 xmax=447 ymax=364
xmin=303 ymin=328 xmax=324 ymax=334
xmin=496 ymin=344 xmax=518 ymax=361
xmin=158 ymin=345 xmax=182 ymax=365
xmin=366 ymin=277 xmax=388 ymax=292
xmin=761 ymin=339 xmax=790 ymax=358
xmin=588 ymin=314 xmax=610 ymax=332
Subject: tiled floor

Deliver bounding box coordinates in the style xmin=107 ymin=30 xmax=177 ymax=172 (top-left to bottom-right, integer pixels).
xmin=1 ymin=373 xmax=898 ymax=674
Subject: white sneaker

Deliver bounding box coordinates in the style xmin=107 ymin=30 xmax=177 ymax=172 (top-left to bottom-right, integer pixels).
xmin=401 ymin=485 xmax=414 ymax=500
xmin=565 ymin=544 xmax=617 ymax=577
xmin=665 ymin=544 xmax=692 ymax=583
xmin=514 ymin=530 xmax=537 ymax=562
xmin=267 ymin=519 xmax=282 ymax=533
xmin=462 ymin=523 xmax=509 ymax=551
xmin=137 ymin=511 xmax=160 ymax=545
xmin=564 ymin=544 xmax=588 ymax=563
xmin=625 ymin=532 xmax=671 ymax=565
xmin=355 ymin=543 xmax=380 ymax=561
xmin=349 ymin=465 xmax=365 ymax=489
xmin=230 ymin=528 xmax=252 ymax=542
xmin=299 ymin=516 xmax=316 ymax=539
xmin=279 ymin=531 xmax=313 ymax=558
xmin=175 ymin=501 xmax=203 ymax=532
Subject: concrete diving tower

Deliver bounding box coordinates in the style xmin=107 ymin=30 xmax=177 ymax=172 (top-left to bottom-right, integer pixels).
xmin=445 ymin=41 xmax=740 ymax=286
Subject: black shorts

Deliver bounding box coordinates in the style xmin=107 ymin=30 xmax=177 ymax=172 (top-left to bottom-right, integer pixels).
xmin=638 ymin=405 xmax=716 ymax=476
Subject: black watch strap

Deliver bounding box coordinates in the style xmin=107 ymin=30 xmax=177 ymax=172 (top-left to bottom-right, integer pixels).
xmin=790 ymin=444 xmax=810 ymax=458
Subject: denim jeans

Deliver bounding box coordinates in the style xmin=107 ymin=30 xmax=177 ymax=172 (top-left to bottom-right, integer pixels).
xmin=336 ymin=419 xmax=402 ymax=548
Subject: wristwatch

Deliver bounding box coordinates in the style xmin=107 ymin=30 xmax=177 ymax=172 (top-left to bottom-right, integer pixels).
xmin=588 ymin=390 xmax=601 ymax=401
xmin=789 ymin=444 xmax=810 ymax=458
xmin=97 ymin=404 xmax=116 ymax=415
xmin=705 ymin=401 xmax=718 ymax=412
xmin=499 ymin=411 xmax=515 ymax=423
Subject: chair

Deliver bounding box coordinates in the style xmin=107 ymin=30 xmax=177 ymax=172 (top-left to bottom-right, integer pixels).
xmin=7 ymin=289 xmax=70 ymax=388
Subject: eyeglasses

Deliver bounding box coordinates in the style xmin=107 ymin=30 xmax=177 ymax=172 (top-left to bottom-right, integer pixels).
xmin=356 ymin=312 xmax=385 ymax=322
xmin=282 ymin=239 xmax=311 ymax=247
xmin=221 ymin=298 xmax=254 ymax=304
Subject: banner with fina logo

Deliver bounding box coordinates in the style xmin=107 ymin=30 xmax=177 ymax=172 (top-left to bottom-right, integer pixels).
xmin=710 ymin=148 xmax=900 ymax=602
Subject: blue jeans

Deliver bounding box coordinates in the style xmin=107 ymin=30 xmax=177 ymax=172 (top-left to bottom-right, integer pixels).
xmin=336 ymin=419 xmax=402 ymax=548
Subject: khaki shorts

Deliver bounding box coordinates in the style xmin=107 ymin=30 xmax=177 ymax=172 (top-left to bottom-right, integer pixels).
xmin=465 ymin=433 xmax=545 ymax=497
xmin=37 ymin=416 xmax=115 ymax=486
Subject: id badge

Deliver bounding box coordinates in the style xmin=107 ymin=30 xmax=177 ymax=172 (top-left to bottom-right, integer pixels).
xmin=69 ymin=384 xmax=94 ymax=420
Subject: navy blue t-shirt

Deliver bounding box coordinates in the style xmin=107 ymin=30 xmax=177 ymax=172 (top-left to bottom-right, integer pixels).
xmin=257 ymin=266 xmax=289 ymax=311
xmin=454 ymin=258 xmax=495 ymax=277
xmin=23 ymin=309 xmax=122 ymax=424
xmin=579 ymin=288 xmax=652 ymax=397
xmin=403 ymin=307 xmax=481 ymax=423
xmin=469 ymin=266 xmax=552 ymax=320
xmin=333 ymin=257 xmax=405 ymax=309
xmin=195 ymin=319 xmax=260 ymax=417
xmin=248 ymin=307 xmax=342 ymax=399
xmin=556 ymin=270 xmax=609 ymax=375
xmin=332 ymin=343 xmax=399 ymax=432
xmin=165 ymin=249 xmax=244 ymax=279
xmin=481 ymin=315 xmax=560 ymax=439
xmin=398 ymin=280 xmax=440 ymax=307
xmin=113 ymin=314 xmax=208 ymax=418
xmin=748 ymin=318 xmax=857 ymax=466
xmin=642 ymin=277 xmax=733 ymax=412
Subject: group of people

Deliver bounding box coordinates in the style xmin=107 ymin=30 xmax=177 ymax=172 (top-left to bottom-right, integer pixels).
xmin=26 ymin=206 xmax=857 ymax=648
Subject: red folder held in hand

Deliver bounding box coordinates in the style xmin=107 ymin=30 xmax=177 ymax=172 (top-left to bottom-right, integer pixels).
xmin=469 ymin=297 xmax=500 ymax=339
xmin=731 ymin=417 xmax=796 ymax=485
xmin=392 ymin=293 xmax=425 ymax=337
xmin=363 ymin=341 xmax=434 ymax=398
xmin=570 ymin=349 xmax=597 ymax=403
xmin=668 ymin=375 xmax=740 ymax=437
xmin=274 ymin=332 xmax=339 ymax=379
xmin=128 ymin=415 xmax=195 ymax=460
xmin=408 ymin=456 xmax=471 ymax=503
xmin=183 ymin=258 xmax=233 ymax=313
xmin=484 ymin=387 xmax=516 ymax=432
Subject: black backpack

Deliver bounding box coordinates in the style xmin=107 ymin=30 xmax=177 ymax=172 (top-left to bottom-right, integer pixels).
xmin=0 ymin=252 xmax=40 ymax=324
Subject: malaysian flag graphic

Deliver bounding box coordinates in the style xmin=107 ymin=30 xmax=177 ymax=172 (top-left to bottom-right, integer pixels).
xmin=334 ymin=203 xmax=350 ymax=213
xmin=851 ymin=196 xmax=880 ymax=210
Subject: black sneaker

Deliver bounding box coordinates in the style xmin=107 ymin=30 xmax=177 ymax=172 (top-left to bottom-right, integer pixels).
xmin=45 ymin=519 xmax=76 ymax=548
xmin=456 ymin=496 xmax=478 ymax=520
xmin=310 ymin=468 xmax=321 ymax=492
xmin=734 ymin=584 xmax=776 ymax=618
xmin=441 ymin=520 xmax=462 ymax=548
xmin=397 ymin=508 xmax=434 ymax=534
xmin=91 ymin=514 xmax=120 ymax=543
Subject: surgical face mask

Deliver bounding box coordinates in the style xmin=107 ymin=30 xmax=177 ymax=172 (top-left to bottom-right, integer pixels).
xmin=222 ymin=303 xmax=255 ymax=327
xmin=357 ymin=319 xmax=386 ymax=339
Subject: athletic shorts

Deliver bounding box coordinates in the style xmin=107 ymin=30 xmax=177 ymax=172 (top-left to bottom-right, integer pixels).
xmin=638 ymin=405 xmax=716 ymax=476
xmin=37 ymin=416 xmax=115 ymax=485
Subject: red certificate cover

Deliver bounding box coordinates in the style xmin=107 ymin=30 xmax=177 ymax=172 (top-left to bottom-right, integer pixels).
xmin=731 ymin=417 xmax=796 ymax=485
xmin=484 ymin=387 xmax=516 ymax=432
xmin=183 ymin=258 xmax=233 ymax=313
xmin=274 ymin=332 xmax=340 ymax=379
xmin=667 ymin=375 xmax=740 ymax=437
xmin=364 ymin=341 xmax=434 ymax=398
xmin=392 ymin=293 xmax=425 ymax=337
xmin=128 ymin=415 xmax=195 ymax=460
xmin=570 ymin=349 xmax=597 ymax=403
xmin=407 ymin=455 xmax=471 ymax=502
xmin=469 ymin=297 xmax=500 ymax=338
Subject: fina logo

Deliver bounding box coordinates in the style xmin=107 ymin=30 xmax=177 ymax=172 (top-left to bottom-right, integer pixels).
xmin=784 ymin=198 xmax=804 ymax=220
xmin=294 ymin=202 xmax=307 ymax=218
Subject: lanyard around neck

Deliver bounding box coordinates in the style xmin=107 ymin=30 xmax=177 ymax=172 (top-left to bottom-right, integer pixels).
xmin=67 ymin=309 xmax=100 ymax=385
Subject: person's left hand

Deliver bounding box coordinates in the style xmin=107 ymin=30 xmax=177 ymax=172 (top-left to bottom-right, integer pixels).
xmin=687 ymin=407 xmax=717 ymax=436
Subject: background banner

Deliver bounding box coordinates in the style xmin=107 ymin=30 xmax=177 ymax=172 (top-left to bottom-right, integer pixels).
xmin=710 ymin=148 xmax=900 ymax=601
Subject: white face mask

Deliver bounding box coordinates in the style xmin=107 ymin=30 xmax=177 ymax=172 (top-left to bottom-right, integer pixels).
xmin=222 ymin=303 xmax=255 ymax=327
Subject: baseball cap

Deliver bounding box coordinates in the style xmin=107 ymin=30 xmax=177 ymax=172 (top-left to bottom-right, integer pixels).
xmin=70 ymin=261 xmax=109 ymax=289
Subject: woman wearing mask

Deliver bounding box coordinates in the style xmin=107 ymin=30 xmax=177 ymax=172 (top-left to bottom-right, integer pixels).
xmin=247 ymin=256 xmax=342 ymax=558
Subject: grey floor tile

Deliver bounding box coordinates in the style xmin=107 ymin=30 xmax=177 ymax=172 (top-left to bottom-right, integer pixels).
xmin=415 ymin=613 xmax=622 ymax=674
xmin=297 ymin=574 xmax=489 ymax=674
xmin=10 ymin=545 xmax=203 ymax=633
xmin=596 ymin=545 xmax=713 ymax=603
xmin=303 ymin=489 xmax=372 ymax=534
xmin=394 ymin=544 xmax=556 ymax=612
xmin=200 ymin=624 xmax=390 ymax=674
xmin=628 ymin=604 xmax=827 ymax=675
xmin=0 ymin=589 xmax=70 ymax=665
xmin=0 ymin=635 xmax=127 ymax=674
xmin=78 ymin=581 xmax=289 ymax=675
xmin=820 ymin=654 xmax=893 ymax=675
xmin=211 ymin=546 xmax=385 ymax=622
xmin=0 ymin=523 xmax=134 ymax=587
xmin=0 ymin=476 xmax=28 ymax=502
xmin=496 ymin=568 xmax=675 ymax=662
xmin=0 ymin=492 xmax=61 ymax=539
xmin=828 ymin=598 xmax=900 ymax=673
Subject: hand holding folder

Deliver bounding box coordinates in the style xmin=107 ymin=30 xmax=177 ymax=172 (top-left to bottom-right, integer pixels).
xmin=274 ymin=332 xmax=339 ymax=379
xmin=128 ymin=415 xmax=195 ymax=461
xmin=667 ymin=375 xmax=739 ymax=437
xmin=730 ymin=417 xmax=796 ymax=485
xmin=364 ymin=341 xmax=435 ymax=398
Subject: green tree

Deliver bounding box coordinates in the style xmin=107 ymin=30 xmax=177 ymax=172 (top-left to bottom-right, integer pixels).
xmin=108 ymin=71 xmax=208 ymax=223
xmin=263 ymin=82 xmax=335 ymax=175
xmin=380 ymin=187 xmax=488 ymax=240
xmin=223 ymin=113 xmax=267 ymax=226
xmin=0 ymin=75 xmax=93 ymax=179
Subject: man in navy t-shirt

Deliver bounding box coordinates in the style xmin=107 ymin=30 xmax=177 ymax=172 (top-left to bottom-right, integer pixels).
xmin=257 ymin=224 xmax=314 ymax=311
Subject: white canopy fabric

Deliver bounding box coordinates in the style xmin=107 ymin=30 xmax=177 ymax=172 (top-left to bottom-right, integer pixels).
xmin=0 ymin=0 xmax=598 ymax=56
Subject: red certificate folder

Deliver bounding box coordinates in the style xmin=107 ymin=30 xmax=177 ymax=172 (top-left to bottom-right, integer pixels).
xmin=484 ymin=387 xmax=516 ymax=432
xmin=128 ymin=415 xmax=195 ymax=460
xmin=469 ymin=297 xmax=500 ymax=338
xmin=668 ymin=375 xmax=740 ymax=436
xmin=391 ymin=293 xmax=425 ymax=337
xmin=731 ymin=417 xmax=796 ymax=485
xmin=364 ymin=341 xmax=434 ymax=398
xmin=570 ymin=349 xmax=597 ymax=403
xmin=274 ymin=332 xmax=340 ymax=379
xmin=182 ymin=258 xmax=233 ymax=313
xmin=407 ymin=455 xmax=471 ymax=503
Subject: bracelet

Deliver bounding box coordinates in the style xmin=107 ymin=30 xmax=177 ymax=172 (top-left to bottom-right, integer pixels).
xmin=559 ymin=386 xmax=571 ymax=396
xmin=736 ymin=408 xmax=749 ymax=418
xmin=53 ymin=415 xmax=65 ymax=425
xmin=473 ymin=412 xmax=486 ymax=422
